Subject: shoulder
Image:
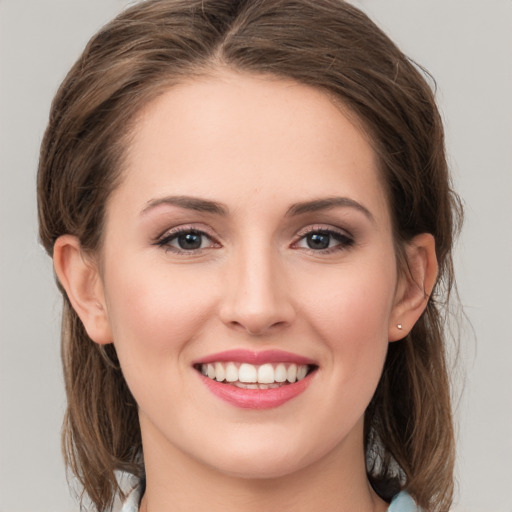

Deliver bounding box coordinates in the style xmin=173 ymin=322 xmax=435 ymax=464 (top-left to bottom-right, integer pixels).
xmin=387 ymin=491 xmax=421 ymax=512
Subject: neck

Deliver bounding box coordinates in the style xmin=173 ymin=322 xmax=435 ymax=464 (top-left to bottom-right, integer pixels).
xmin=138 ymin=418 xmax=388 ymax=512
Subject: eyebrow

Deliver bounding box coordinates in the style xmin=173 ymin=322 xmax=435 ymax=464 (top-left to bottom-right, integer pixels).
xmin=141 ymin=195 xmax=229 ymax=216
xmin=286 ymin=197 xmax=375 ymax=222
xmin=141 ymin=194 xmax=374 ymax=222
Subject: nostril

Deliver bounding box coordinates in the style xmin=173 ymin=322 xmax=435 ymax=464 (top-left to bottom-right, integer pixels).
xmin=224 ymin=317 xmax=287 ymax=336
xmin=245 ymin=319 xmax=290 ymax=336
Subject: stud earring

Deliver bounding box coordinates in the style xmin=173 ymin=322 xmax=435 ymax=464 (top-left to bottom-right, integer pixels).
xmin=397 ymin=323 xmax=403 ymax=330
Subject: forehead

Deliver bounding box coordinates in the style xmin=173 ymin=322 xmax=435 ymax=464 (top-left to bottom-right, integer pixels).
xmin=114 ymin=70 xmax=390 ymax=224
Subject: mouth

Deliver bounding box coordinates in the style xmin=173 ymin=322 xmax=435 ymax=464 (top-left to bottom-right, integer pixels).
xmin=194 ymin=361 xmax=316 ymax=389
xmin=193 ymin=350 xmax=318 ymax=409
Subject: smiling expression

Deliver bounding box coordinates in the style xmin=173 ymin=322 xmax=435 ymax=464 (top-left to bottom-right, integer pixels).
xmin=94 ymin=70 xmax=403 ymax=479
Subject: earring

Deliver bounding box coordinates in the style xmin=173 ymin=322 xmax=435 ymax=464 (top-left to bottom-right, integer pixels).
xmin=397 ymin=323 xmax=403 ymax=330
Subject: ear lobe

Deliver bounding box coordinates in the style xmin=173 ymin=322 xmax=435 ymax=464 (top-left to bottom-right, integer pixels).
xmin=389 ymin=233 xmax=438 ymax=342
xmin=53 ymin=235 xmax=112 ymax=345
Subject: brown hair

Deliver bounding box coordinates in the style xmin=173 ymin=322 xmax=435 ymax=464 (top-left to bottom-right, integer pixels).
xmin=37 ymin=1 xmax=462 ymax=510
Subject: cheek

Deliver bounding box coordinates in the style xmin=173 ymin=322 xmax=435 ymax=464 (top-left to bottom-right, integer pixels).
xmin=300 ymin=258 xmax=397 ymax=393
xmin=101 ymin=262 xmax=223 ymax=420
xmin=103 ymin=262 xmax=218 ymax=363
xmin=305 ymin=259 xmax=396 ymax=340
xmin=312 ymin=288 xmax=391 ymax=385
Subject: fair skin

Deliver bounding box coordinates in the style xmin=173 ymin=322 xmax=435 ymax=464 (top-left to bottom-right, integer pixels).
xmin=53 ymin=70 xmax=437 ymax=512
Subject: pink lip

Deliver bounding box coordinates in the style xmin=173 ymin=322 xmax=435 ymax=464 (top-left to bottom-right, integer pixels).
xmin=193 ymin=349 xmax=318 ymax=409
xmin=198 ymin=371 xmax=316 ymax=410
xmin=193 ymin=349 xmax=316 ymax=366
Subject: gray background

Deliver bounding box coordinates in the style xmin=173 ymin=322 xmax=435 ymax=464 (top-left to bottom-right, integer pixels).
xmin=1 ymin=1 xmax=511 ymax=511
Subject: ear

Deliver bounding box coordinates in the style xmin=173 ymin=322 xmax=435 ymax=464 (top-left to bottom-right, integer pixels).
xmin=388 ymin=233 xmax=438 ymax=342
xmin=53 ymin=235 xmax=112 ymax=345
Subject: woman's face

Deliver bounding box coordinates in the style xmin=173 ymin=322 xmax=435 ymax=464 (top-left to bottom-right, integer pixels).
xmin=98 ymin=71 xmax=403 ymax=479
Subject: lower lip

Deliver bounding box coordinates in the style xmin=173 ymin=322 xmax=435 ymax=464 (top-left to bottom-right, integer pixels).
xmin=198 ymin=372 xmax=315 ymax=410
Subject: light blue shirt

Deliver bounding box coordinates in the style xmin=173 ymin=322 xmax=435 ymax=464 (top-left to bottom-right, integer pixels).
xmin=388 ymin=491 xmax=420 ymax=511
xmin=119 ymin=486 xmax=419 ymax=511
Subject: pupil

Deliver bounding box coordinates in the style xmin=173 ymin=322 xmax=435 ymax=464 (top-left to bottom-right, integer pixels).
xmin=178 ymin=232 xmax=202 ymax=250
xmin=307 ymin=233 xmax=330 ymax=250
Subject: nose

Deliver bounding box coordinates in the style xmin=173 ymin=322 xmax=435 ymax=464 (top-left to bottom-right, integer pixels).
xmin=219 ymin=245 xmax=295 ymax=336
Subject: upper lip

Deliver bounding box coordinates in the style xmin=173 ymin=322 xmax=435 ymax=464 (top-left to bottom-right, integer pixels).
xmin=193 ymin=349 xmax=317 ymax=366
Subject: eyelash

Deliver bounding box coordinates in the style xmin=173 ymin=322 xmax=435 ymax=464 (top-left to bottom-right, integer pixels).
xmin=292 ymin=226 xmax=354 ymax=254
xmin=154 ymin=225 xmax=354 ymax=255
xmin=154 ymin=225 xmax=220 ymax=254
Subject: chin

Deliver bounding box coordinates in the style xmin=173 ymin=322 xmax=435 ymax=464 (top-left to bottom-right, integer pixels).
xmin=208 ymin=452 xmax=307 ymax=481
xmin=195 ymin=434 xmax=329 ymax=481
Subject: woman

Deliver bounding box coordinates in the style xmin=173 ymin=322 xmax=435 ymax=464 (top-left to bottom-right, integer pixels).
xmin=37 ymin=0 xmax=462 ymax=511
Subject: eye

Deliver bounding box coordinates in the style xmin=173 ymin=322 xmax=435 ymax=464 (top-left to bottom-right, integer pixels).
xmin=155 ymin=228 xmax=219 ymax=253
xmin=294 ymin=228 xmax=354 ymax=253
xmin=173 ymin=231 xmax=205 ymax=250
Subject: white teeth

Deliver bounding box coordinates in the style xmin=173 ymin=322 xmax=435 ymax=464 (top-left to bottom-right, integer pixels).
xmin=257 ymin=363 xmax=275 ymax=384
xmin=214 ymin=362 xmax=226 ymax=382
xmin=199 ymin=361 xmax=311 ymax=385
xmin=297 ymin=365 xmax=308 ymax=380
xmin=275 ymin=363 xmax=287 ymax=382
xmin=234 ymin=382 xmax=281 ymax=389
xmin=225 ymin=362 xmax=238 ymax=382
xmin=239 ymin=363 xmax=257 ymax=383
xmin=286 ymin=364 xmax=297 ymax=383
